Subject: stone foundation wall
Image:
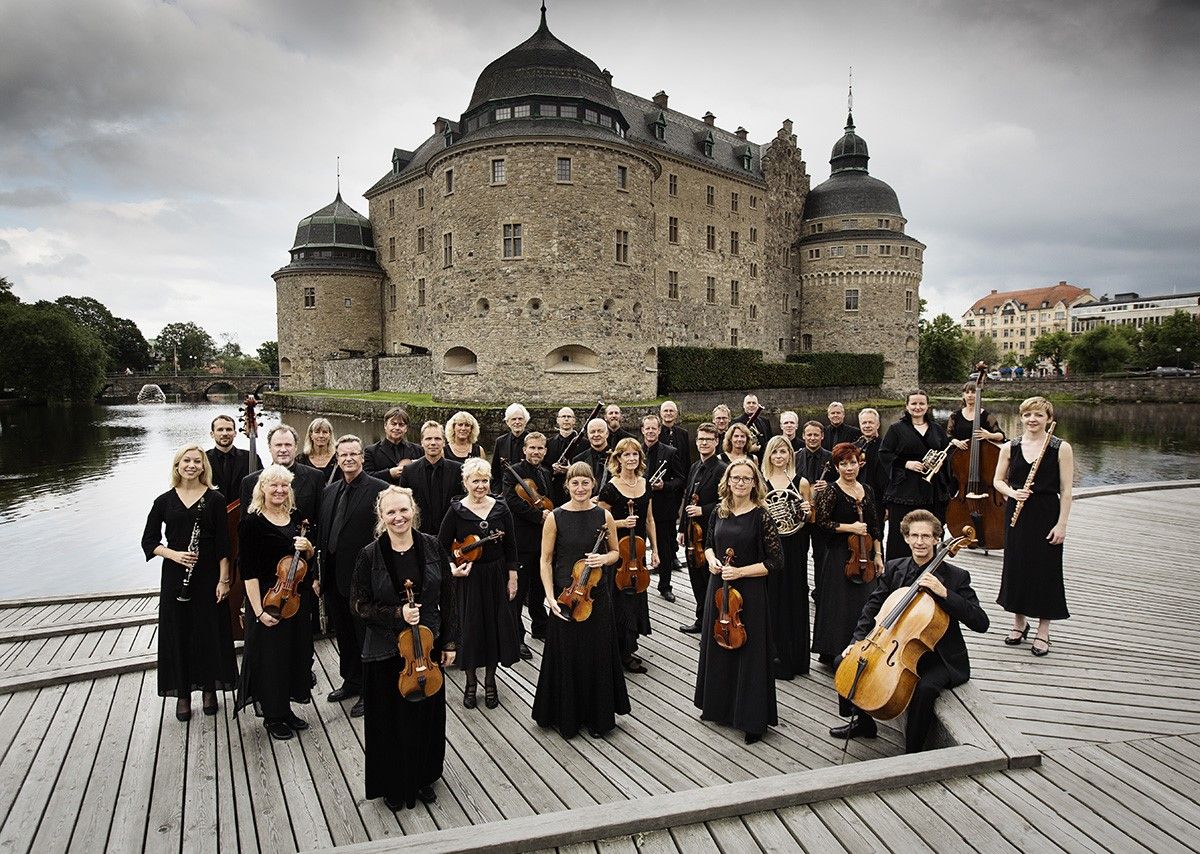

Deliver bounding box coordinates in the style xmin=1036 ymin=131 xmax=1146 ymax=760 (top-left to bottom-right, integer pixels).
xmin=927 ymin=375 xmax=1200 ymax=403
xmin=379 ymin=355 xmax=432 ymax=392
xmin=322 ymin=358 xmax=374 ymax=391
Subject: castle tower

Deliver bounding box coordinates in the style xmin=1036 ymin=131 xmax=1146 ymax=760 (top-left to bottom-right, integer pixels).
xmin=273 ymin=193 xmax=384 ymax=390
xmin=797 ymin=113 xmax=924 ymax=392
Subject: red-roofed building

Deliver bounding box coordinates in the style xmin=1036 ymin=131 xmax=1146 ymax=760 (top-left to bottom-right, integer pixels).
xmin=960 ymin=281 xmax=1095 ymax=363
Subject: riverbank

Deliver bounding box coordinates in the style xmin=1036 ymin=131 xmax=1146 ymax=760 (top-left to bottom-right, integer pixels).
xmin=928 ymin=373 xmax=1200 ymax=403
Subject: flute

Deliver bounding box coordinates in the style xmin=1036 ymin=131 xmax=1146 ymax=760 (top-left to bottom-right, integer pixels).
xmin=1009 ymin=422 xmax=1055 ymax=528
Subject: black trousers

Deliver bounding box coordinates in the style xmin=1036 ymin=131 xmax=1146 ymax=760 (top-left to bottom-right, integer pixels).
xmin=798 ymin=528 xmax=829 ymax=601
xmin=324 ymin=579 xmax=364 ymax=691
xmin=512 ymin=549 xmax=548 ymax=641
xmin=836 ymin=652 xmax=956 ymax=754
xmin=686 ymin=553 xmax=709 ymax=621
xmin=652 ymin=505 xmax=679 ymax=592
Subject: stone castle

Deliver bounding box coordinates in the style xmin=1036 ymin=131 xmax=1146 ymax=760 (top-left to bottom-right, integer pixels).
xmin=274 ymin=9 xmax=923 ymax=402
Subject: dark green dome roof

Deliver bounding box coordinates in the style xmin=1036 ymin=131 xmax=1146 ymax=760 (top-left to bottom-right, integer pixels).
xmin=830 ymin=112 xmax=869 ymax=173
xmin=290 ymin=193 xmax=375 ymax=251
xmin=804 ymin=113 xmax=902 ymax=220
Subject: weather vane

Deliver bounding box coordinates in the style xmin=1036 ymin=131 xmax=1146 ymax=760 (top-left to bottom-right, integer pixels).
xmin=336 ymin=155 xmax=341 ymax=196
xmin=848 ymin=66 xmax=853 ymax=115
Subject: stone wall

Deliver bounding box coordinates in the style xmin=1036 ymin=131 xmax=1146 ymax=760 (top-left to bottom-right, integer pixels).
xmin=927 ymin=375 xmax=1200 ymax=403
xmin=378 ymin=355 xmax=432 ymax=393
xmin=322 ymin=357 xmax=374 ymax=391
xmin=670 ymin=385 xmax=882 ymax=418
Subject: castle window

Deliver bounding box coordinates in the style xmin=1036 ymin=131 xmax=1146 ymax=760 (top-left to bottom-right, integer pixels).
xmin=540 ymin=103 xmax=556 ymax=117
xmin=749 ymin=226 xmax=757 ymax=243
xmin=417 ymin=188 xmax=425 ymax=208
xmin=703 ymin=132 xmax=714 ymax=158
xmin=654 ymin=122 xmax=666 ymax=141
xmin=303 ymin=288 xmax=315 ymax=309
xmin=845 ymin=289 xmax=860 ymax=311
xmin=417 ymin=277 xmax=426 ymax=306
xmin=495 ymin=106 xmax=512 ymax=121
xmin=442 ymin=232 xmax=453 ymax=268
xmin=906 ymin=289 xmax=914 ymax=312
xmin=560 ymin=105 xmax=577 ymax=119
xmin=706 ymin=225 xmax=716 ymax=251
xmin=810 ymin=223 xmax=823 ymax=234
xmin=750 ymin=195 xmax=758 ymax=208
xmin=388 ymin=198 xmax=395 ymax=219
xmin=730 ymin=279 xmax=740 ymax=306
xmin=491 ymin=159 xmax=506 ymax=184
xmin=808 ymin=248 xmax=820 ymax=260
xmin=668 ymin=270 xmax=679 ymax=300
xmin=915 ymin=248 xmax=923 ymax=260
xmin=389 ymin=283 xmax=397 ymax=311
xmin=782 ymin=292 xmax=789 ymax=312
xmin=706 ymin=276 xmax=716 ymax=303
xmin=785 ymin=212 xmax=791 ymax=227
xmin=730 ymin=231 xmax=739 ymax=255
xmin=617 ymin=165 xmax=628 ymax=190
xmin=785 ymin=173 xmax=793 ymax=187
xmin=545 ymin=344 xmax=600 ymax=374
xmin=615 ymin=230 xmax=629 ymax=264
xmin=503 ymin=223 xmax=523 ymax=258
xmin=444 ymin=169 xmax=454 ymax=195
xmin=388 ymin=237 xmax=396 ymax=261
xmin=779 ymin=338 xmax=785 ymax=352
xmin=417 ymin=227 xmax=425 ymax=253
xmin=749 ymin=304 xmax=757 ymax=320
xmin=668 ymin=174 xmax=678 ymax=196
xmin=802 ymin=333 xmax=812 ymax=351
xmin=750 ymin=262 xmax=758 ymax=278
xmin=854 ymin=244 xmax=868 ymax=256
xmin=600 ymin=114 xmax=613 ymax=128
xmin=879 ymin=245 xmax=892 ymax=256
xmin=842 ymin=219 xmax=858 ymax=228
xmin=877 ymin=218 xmax=891 ymax=228
xmin=556 ymin=157 xmax=572 ymax=183
xmin=730 ymin=327 xmax=739 ymax=347
xmin=514 ymin=105 xmax=530 ymax=118
xmin=900 ymin=246 xmax=910 ymax=257
xmin=668 ymin=216 xmax=679 ymax=244
xmin=830 ymin=246 xmax=845 ymax=257
xmin=706 ymin=185 xmax=715 ymax=206
xmin=443 ymin=347 xmax=478 ymax=374
xmin=344 ymin=298 xmax=352 ymax=307
xmin=782 ymin=247 xmax=791 ymax=267
xmin=731 ymin=192 xmax=739 ymax=212
xmin=585 ymin=109 xmax=599 ymax=123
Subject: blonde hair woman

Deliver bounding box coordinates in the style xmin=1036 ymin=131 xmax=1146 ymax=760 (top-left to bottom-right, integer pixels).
xmin=760 ymin=435 xmax=814 ymax=678
xmin=297 ymin=417 xmax=337 ymax=482
xmin=444 ymin=411 xmax=485 ymax=463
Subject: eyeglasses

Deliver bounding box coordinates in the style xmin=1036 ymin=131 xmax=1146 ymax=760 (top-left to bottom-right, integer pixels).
xmin=728 ymin=475 xmax=755 ymax=484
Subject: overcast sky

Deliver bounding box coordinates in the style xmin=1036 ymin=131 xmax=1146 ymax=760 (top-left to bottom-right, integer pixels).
xmin=1 ymin=0 xmax=1197 ymax=351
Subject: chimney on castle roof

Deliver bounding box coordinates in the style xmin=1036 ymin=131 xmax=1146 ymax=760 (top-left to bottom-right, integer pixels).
xmin=735 ymin=127 xmax=748 ymax=141
xmin=434 ymin=118 xmax=447 ymax=134
xmin=652 ymin=91 xmax=669 ymax=108
xmin=703 ymin=111 xmax=715 ymax=126
xmin=602 ymin=68 xmax=612 ymax=85
xmin=991 ymin=289 xmax=998 ymax=294
xmin=1059 ymin=280 xmax=1067 ymax=285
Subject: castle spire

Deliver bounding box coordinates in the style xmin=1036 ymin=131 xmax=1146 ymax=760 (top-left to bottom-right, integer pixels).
xmin=846 ymin=67 xmax=855 ymax=129
xmin=539 ymin=1 xmax=547 ymax=29
xmin=336 ymin=155 xmax=342 ymax=200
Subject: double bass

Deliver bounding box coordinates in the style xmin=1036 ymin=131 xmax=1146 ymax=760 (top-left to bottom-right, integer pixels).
xmin=945 ymin=363 xmax=1006 ymax=552
xmin=615 ymin=499 xmax=650 ymax=594
xmin=712 ymin=548 xmax=746 ymax=650
xmin=226 ymin=394 xmax=262 ymax=639
xmin=834 ymin=526 xmax=977 ymax=720
xmin=397 ymin=579 xmax=443 ymax=701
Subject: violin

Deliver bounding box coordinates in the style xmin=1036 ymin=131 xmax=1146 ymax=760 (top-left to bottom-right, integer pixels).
xmin=450 ymin=530 xmax=506 ymax=564
xmin=946 ymin=363 xmax=1006 ymax=551
xmin=499 ymin=457 xmax=552 ymax=512
xmin=685 ymin=492 xmax=707 ymax=570
xmin=262 ymin=520 xmax=310 ymax=620
xmin=713 ymin=548 xmax=746 ymax=650
xmin=396 ymin=579 xmax=443 ymax=701
xmin=556 ymin=526 xmax=608 ymax=621
xmin=615 ymin=498 xmax=650 ymax=594
xmin=844 ymin=497 xmax=879 ymax=584
xmin=835 ymin=526 xmax=977 ymax=720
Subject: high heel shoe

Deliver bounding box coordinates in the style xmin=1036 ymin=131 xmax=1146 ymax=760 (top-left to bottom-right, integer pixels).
xmin=1004 ymin=624 xmax=1030 ymax=646
xmin=202 ymin=691 xmax=218 ymax=716
xmin=1031 ymin=637 xmax=1051 ymax=657
xmin=175 ymin=698 xmax=192 ymax=722
xmin=484 ymin=678 xmax=498 ymax=709
xmin=463 ymin=679 xmax=477 ymax=709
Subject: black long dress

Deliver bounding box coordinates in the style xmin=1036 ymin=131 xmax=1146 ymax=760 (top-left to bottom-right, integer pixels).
xmin=437 ymin=498 xmax=520 ymax=671
xmin=533 ymin=505 xmax=630 ymax=738
xmin=444 ymin=442 xmax=485 ymax=464
xmin=945 ymin=409 xmax=1004 ymax=500
xmin=598 ymin=480 xmax=652 ymax=660
xmin=142 ymin=488 xmax=238 ymax=697
xmin=296 ymin=452 xmax=338 ymax=485
xmin=999 ymin=438 xmax=1070 ymax=620
xmin=812 ymin=483 xmax=884 ymax=658
xmin=766 ymin=476 xmax=810 ymax=678
xmin=694 ymin=507 xmax=781 ymax=738
xmin=235 ymin=511 xmax=314 ymax=722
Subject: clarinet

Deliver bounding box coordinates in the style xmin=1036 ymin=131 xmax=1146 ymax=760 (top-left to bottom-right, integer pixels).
xmin=177 ymin=495 xmax=206 ymax=603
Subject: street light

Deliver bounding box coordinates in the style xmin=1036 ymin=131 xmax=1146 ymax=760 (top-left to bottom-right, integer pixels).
xmin=1177 ymin=347 xmax=1183 ymax=369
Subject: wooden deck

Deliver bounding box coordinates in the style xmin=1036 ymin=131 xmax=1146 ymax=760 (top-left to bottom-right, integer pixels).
xmin=0 ymin=484 xmax=1196 ymax=852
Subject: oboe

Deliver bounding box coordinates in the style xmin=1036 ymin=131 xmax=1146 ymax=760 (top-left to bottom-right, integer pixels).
xmin=177 ymin=495 xmax=206 ymax=603
xmin=1009 ymin=422 xmax=1055 ymax=528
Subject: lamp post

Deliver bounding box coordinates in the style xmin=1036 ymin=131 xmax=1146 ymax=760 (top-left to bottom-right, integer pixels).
xmin=1177 ymin=347 xmax=1183 ymax=369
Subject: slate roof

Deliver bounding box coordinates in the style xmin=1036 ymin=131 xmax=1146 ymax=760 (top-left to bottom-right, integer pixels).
xmin=794 ymin=227 xmax=925 ymax=248
xmin=803 ymin=171 xmax=902 ymax=219
xmin=290 ymin=193 xmax=376 ymax=251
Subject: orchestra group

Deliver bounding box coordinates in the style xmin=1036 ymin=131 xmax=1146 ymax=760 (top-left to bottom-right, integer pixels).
xmin=143 ymin=385 xmax=1074 ymax=812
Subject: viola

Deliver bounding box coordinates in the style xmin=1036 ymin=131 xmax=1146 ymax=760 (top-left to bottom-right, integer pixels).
xmin=835 ymin=526 xmax=977 ymax=720
xmin=450 ymin=530 xmax=505 ymax=564
xmin=844 ymin=496 xmax=879 ymax=584
xmin=556 ymin=526 xmax=608 ymax=622
xmin=262 ymin=520 xmax=310 ymax=620
xmin=946 ymin=362 xmax=1006 ymax=551
xmin=397 ymin=579 xmax=443 ymax=701
xmin=615 ymin=498 xmax=650 ymax=594
xmin=713 ymin=547 xmax=747 ymax=650
xmin=685 ymin=492 xmax=707 ymax=570
xmin=499 ymin=457 xmax=552 ymax=512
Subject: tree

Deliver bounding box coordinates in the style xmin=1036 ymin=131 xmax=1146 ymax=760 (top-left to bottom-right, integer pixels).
xmin=1068 ymin=325 xmax=1134 ymax=374
xmin=0 ymin=276 xmax=17 ymax=306
xmin=154 ymin=322 xmax=216 ymax=371
xmin=0 ymin=302 xmax=106 ymax=402
xmin=1140 ymin=310 xmax=1200 ymax=369
xmin=1030 ymin=330 xmax=1073 ymax=375
xmin=55 ymin=296 xmax=152 ymax=372
xmin=966 ymin=333 xmax=999 ymax=368
xmin=918 ymin=313 xmax=971 ymax=382
xmin=257 ymin=340 xmax=279 ymax=373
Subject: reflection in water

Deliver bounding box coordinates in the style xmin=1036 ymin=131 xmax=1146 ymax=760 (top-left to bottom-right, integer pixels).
xmin=0 ymin=399 xmax=1196 ymax=598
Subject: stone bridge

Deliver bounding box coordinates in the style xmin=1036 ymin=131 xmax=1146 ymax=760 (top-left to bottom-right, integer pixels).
xmin=99 ymin=373 xmax=279 ymax=401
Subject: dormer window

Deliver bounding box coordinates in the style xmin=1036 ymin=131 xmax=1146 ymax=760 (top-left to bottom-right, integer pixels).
xmin=514 ymin=105 xmax=530 ymax=118
xmin=702 ymin=131 xmax=715 ymax=158
xmin=495 ymin=107 xmax=512 ymax=121
xmin=653 ymin=111 xmax=667 ymax=141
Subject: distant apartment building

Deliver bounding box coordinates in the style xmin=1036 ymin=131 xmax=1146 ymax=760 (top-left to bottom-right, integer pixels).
xmin=960 ymin=281 xmax=1096 ymax=359
xmin=1070 ymin=291 xmax=1200 ymax=333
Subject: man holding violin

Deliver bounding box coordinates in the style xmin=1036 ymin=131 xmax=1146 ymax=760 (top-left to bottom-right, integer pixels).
xmin=502 ymin=431 xmax=553 ymax=656
xmin=830 ymin=510 xmax=989 ymax=753
xmin=641 ymin=413 xmax=683 ymax=603
xmin=677 ymin=423 xmax=727 ymax=634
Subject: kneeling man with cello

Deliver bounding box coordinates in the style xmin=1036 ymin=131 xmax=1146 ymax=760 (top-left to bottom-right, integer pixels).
xmin=831 ymin=510 xmax=989 ymax=753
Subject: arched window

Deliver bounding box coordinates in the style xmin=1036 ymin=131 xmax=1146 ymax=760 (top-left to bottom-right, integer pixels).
xmin=644 ymin=347 xmax=657 ymax=372
xmin=279 ymin=357 xmax=292 ymax=376
xmin=544 ymin=344 xmax=600 ymax=374
xmin=443 ymin=347 xmax=478 ymax=375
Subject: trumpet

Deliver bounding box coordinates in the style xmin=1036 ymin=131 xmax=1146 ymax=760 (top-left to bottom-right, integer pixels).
xmin=921 ymin=442 xmax=953 ymax=482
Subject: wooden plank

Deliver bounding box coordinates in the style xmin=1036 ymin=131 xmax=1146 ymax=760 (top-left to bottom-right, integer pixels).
xmin=702 ymin=816 xmax=759 ymax=851
xmin=664 ymin=824 xmax=720 ymax=854
xmin=838 ymin=791 xmax=934 ymax=852
xmin=237 ymin=709 xmax=295 ymax=853
xmin=970 ymin=770 xmax=1118 ymax=853
xmin=272 ymin=730 xmax=334 ymax=851
xmin=0 ymin=689 xmax=36 ymax=764
xmin=627 ymin=827 xmax=680 ymax=853
xmin=0 ymin=612 xmax=158 ymax=643
xmin=219 ymin=689 xmax=260 ymax=854
xmin=874 ymin=787 xmax=974 ymax=853
xmin=143 ymin=690 xmax=188 ymax=853
xmin=943 ymin=680 xmax=1041 ymax=768
xmin=294 ymin=701 xmax=370 ymax=849
xmin=107 ymin=671 xmax=163 ymax=851
xmin=181 ymin=706 xmax=219 ymax=854
xmin=0 ymin=589 xmax=159 ymax=609
xmin=939 ymin=774 xmax=1061 ymax=852
xmin=0 ymin=684 xmax=66 ymax=826
xmin=0 ymin=651 xmax=157 ymax=695
xmin=807 ymin=800 xmax=887 ymax=854
xmin=1070 ymin=742 xmax=1200 ymax=831
xmin=773 ymin=804 xmax=847 ymax=854
xmin=909 ymin=779 xmax=1020 ymax=853
xmin=738 ymin=809 xmax=807 ymax=852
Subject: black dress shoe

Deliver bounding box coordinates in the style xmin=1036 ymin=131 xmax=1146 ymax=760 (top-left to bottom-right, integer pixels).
xmin=587 ymin=727 xmax=604 ymax=738
xmin=829 ymin=716 xmax=877 ymax=740
xmin=350 ymin=699 xmax=365 ymax=717
xmin=202 ymin=691 xmax=218 ymax=716
xmin=660 ymin=589 xmax=676 ymax=603
xmin=287 ymin=711 xmax=309 ymax=731
xmin=417 ymin=785 xmax=437 ymax=804
xmin=327 ymin=685 xmax=360 ymax=702
xmin=175 ymin=698 xmax=192 ymax=722
xmin=678 ymin=621 xmax=701 ymax=634
xmin=384 ymin=796 xmax=403 ymax=812
xmin=266 ymin=720 xmax=294 ymax=740
xmin=518 ymin=643 xmax=533 ymax=660
xmin=623 ymin=658 xmax=648 ymax=674
xmin=744 ymin=732 xmax=763 ymax=744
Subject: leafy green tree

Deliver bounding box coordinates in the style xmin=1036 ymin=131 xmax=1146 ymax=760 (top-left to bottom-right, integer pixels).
xmin=1020 ymin=354 xmax=1040 ymax=372
xmin=1068 ymin=325 xmax=1134 ymax=374
xmin=1030 ymin=330 xmax=1073 ymax=375
xmin=154 ymin=322 xmax=216 ymax=371
xmin=918 ymin=313 xmax=971 ymax=382
xmin=966 ymin=333 xmax=999 ymax=368
xmin=257 ymin=340 xmax=279 ymax=373
xmin=0 ymin=276 xmax=18 ymax=305
xmin=1140 ymin=310 xmax=1200 ymax=369
xmin=0 ymin=302 xmax=106 ymax=402
xmin=55 ymin=296 xmax=152 ymax=371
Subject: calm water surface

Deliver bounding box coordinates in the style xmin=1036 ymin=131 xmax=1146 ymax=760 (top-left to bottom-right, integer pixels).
xmin=1 ymin=397 xmax=1197 ymax=597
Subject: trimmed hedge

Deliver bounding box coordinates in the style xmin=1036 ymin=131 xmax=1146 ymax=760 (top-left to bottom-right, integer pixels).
xmin=657 ymin=348 xmax=884 ymax=393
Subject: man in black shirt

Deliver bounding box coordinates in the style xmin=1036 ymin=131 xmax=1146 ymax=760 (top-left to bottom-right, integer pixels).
xmin=605 ymin=404 xmax=635 ymax=448
xmin=822 ymin=401 xmax=863 ymax=451
xmin=206 ymin=414 xmax=254 ymax=502
xmin=573 ymin=418 xmax=611 ymax=495
xmin=398 ymin=421 xmax=463 ymax=536
xmin=658 ymin=400 xmax=692 ymax=471
xmin=641 ymin=414 xmax=683 ymax=602
xmin=364 ymin=406 xmax=422 ymax=484
xmin=795 ymin=420 xmax=836 ymax=602
xmin=677 ymin=423 xmax=727 ymax=633
xmin=545 ymin=406 xmax=578 ymax=505
xmin=502 ymin=431 xmax=552 ymax=655
xmin=491 ymin=403 xmax=529 ymax=485
xmin=315 ymin=435 xmax=388 ymax=717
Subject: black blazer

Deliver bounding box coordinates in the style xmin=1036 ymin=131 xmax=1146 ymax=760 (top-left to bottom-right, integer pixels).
xmin=490 ymin=432 xmax=526 ymax=485
xmin=398 ymin=457 xmax=464 ymax=536
xmin=317 ymin=473 xmax=389 ymax=596
xmin=851 ymin=556 xmax=989 ymax=686
xmin=239 ymin=462 xmax=324 ymax=530
xmin=822 ymin=422 xmax=863 ymax=451
xmin=659 ymin=424 xmax=693 ymax=470
xmin=796 ymin=446 xmax=835 ymax=486
xmin=206 ymin=446 xmax=252 ymax=504
xmin=364 ymin=438 xmax=422 ymax=484
xmin=502 ymin=460 xmax=551 ymax=555
xmin=678 ymin=456 xmax=727 ymax=538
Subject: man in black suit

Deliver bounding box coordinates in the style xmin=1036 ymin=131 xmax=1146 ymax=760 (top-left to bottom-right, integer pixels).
xmin=545 ymin=406 xmax=578 ymax=505
xmin=490 ymin=403 xmax=529 ymax=486
xmin=573 ymin=418 xmax=611 ymax=496
xmin=315 ymin=434 xmax=388 ymax=717
xmin=502 ymin=431 xmax=552 ymax=656
xmin=732 ymin=393 xmax=773 ymax=461
xmin=604 ymin=404 xmax=635 ymax=448
xmin=641 ymin=414 xmax=683 ymax=602
xmin=206 ymin=414 xmax=255 ymax=502
xmin=795 ymin=420 xmax=836 ymax=601
xmin=239 ymin=424 xmax=323 ymax=526
xmin=831 ymin=510 xmax=989 ymax=753
xmin=857 ymin=408 xmax=888 ymax=508
xmin=364 ymin=406 xmax=422 ymax=484
xmin=677 ymin=423 xmax=727 ymax=633
xmin=822 ymin=401 xmax=863 ymax=451
xmin=658 ymin=400 xmax=692 ymax=471
xmin=398 ymin=421 xmax=463 ymax=537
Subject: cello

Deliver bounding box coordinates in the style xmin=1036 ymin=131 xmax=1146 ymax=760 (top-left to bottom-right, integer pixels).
xmin=556 ymin=526 xmax=609 ymax=621
xmin=262 ymin=520 xmax=310 ymax=619
xmin=397 ymin=579 xmax=443 ymax=701
xmin=834 ymin=526 xmax=977 ymax=720
xmin=615 ymin=498 xmax=650 ymax=594
xmin=945 ymin=363 xmax=1006 ymax=552
xmin=713 ymin=548 xmax=746 ymax=650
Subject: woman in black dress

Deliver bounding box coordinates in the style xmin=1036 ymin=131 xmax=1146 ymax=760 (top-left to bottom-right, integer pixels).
xmin=879 ymin=389 xmax=951 ymax=560
xmin=994 ymin=396 xmax=1073 ymax=657
xmin=235 ymin=464 xmax=315 ymax=739
xmin=812 ymin=442 xmax=885 ymax=665
xmin=438 ymin=457 xmax=519 ymax=709
xmin=296 ymin=417 xmax=338 ymax=483
xmin=718 ymin=422 xmax=757 ymax=466
xmin=597 ymin=437 xmax=658 ymax=674
xmin=761 ymin=436 xmax=813 ymax=679
xmin=444 ymin=411 xmax=486 ymax=464
xmin=946 ymin=382 xmax=1005 ymax=450
xmin=142 ymin=443 xmax=236 ymax=721
xmin=352 ymin=486 xmax=457 ymax=811
xmin=533 ymin=462 xmax=628 ymax=738
xmin=694 ymin=460 xmax=782 ymax=744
